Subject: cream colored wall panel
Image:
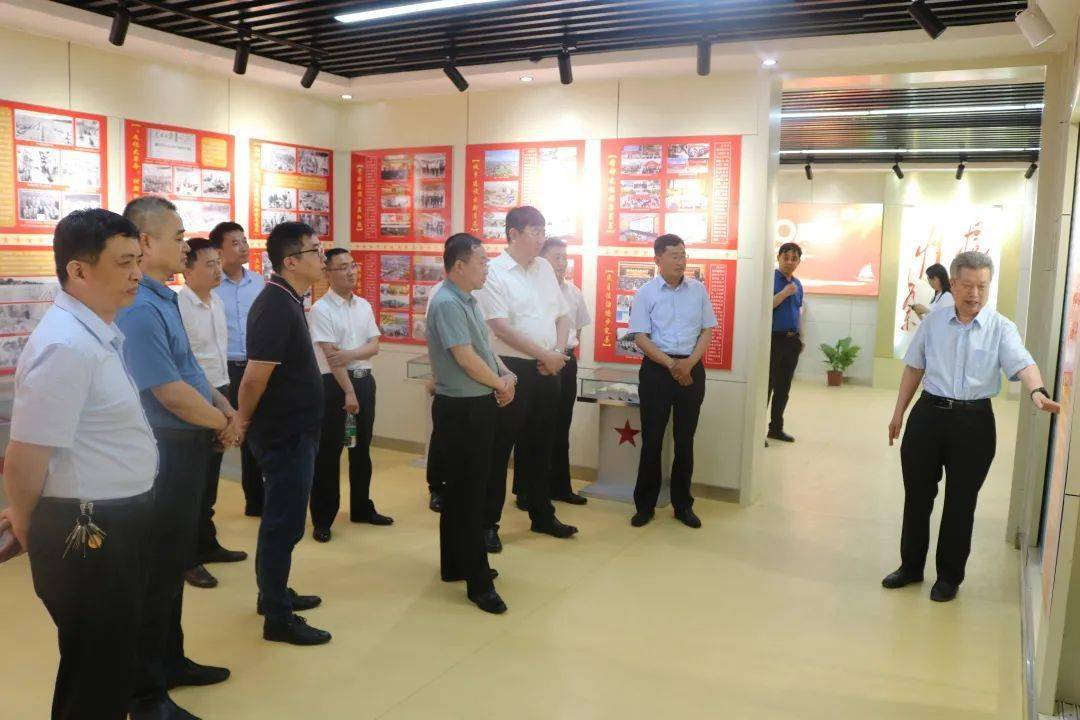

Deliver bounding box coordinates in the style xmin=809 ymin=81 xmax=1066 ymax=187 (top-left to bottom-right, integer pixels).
xmin=810 ymin=172 xmax=884 ymax=205
xmin=332 ymin=150 xmax=350 ymax=249
xmin=777 ymin=171 xmax=812 ymax=203
xmin=616 ymin=74 xmax=760 ymax=138
xmin=343 ymin=94 xmax=468 ymax=148
xmin=371 ymin=346 xmax=430 ymax=446
xmin=467 ymin=81 xmax=618 ymax=142
xmin=0 ymin=26 xmax=69 ymax=108
xmin=695 ymin=379 xmax=746 ymax=489
xmin=229 ymin=80 xmax=339 ymax=150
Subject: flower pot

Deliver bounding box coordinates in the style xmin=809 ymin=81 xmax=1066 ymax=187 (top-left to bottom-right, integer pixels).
xmin=826 ymin=370 xmax=844 ymax=387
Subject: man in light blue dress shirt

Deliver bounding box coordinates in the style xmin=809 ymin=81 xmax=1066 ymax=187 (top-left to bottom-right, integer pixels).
xmin=627 ymin=234 xmax=717 ymax=529
xmin=884 ymin=251 xmax=1058 ymax=602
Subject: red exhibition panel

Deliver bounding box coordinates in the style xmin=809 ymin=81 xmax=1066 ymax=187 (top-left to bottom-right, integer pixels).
xmin=465 ymin=140 xmax=585 ymax=244
xmin=593 ymin=256 xmax=736 ymax=370
xmin=354 ymin=249 xmax=446 ymax=346
xmin=125 ymin=119 xmax=235 ymax=235
xmin=250 ymin=139 xmax=333 ymax=242
xmin=599 ymin=135 xmax=740 ymax=250
xmin=351 ymin=146 xmax=452 ymax=244
xmin=0 ymin=99 xmax=108 ymax=236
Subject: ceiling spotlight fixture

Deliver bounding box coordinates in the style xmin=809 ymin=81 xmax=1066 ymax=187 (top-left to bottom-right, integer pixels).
xmin=762 ymin=58 xmax=777 ymax=67
xmin=697 ymin=38 xmax=711 ymax=77
xmin=804 ymin=162 xmax=813 ymax=181
xmin=109 ymin=0 xmax=131 ymax=46
xmin=233 ymin=26 xmax=251 ymax=75
xmin=892 ymin=160 xmax=904 ymax=179
xmin=558 ymin=48 xmax=573 ymax=85
xmin=341 ymin=93 xmax=353 ymax=100
xmin=519 ymin=74 xmax=533 ymax=83
xmin=1025 ymin=161 xmax=1039 ymax=179
xmin=908 ymin=0 xmax=946 ymax=40
xmin=336 ymin=0 xmax=511 ymax=24
xmin=301 ymin=58 xmax=320 ymax=88
xmin=955 ymin=160 xmax=966 ymax=180
xmin=1016 ymin=3 xmax=1056 ymax=47
xmin=443 ymin=60 xmax=469 ymax=92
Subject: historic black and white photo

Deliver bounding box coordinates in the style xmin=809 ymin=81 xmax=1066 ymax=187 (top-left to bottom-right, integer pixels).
xmin=201 ymin=169 xmax=231 ymax=198
xmin=141 ymin=163 xmax=174 ymax=194
xmin=16 ymin=146 xmax=61 ymax=185
xmin=261 ymin=210 xmax=296 ymax=235
xmin=147 ymin=128 xmax=196 ymax=163
xmin=173 ymin=167 xmax=201 ymax=197
xmin=262 ymin=187 xmax=296 ymax=211
xmin=299 ymin=190 xmax=330 ymax=213
xmin=62 ymin=193 xmax=102 ymax=216
xmin=298 ymin=149 xmax=330 ymax=176
xmin=299 ymin=213 xmax=330 ymax=237
xmin=262 ymin=143 xmax=297 ymax=173
xmin=75 ymin=118 xmax=100 ymax=149
xmin=18 ymin=189 xmax=62 ymax=223
xmin=14 ymin=110 xmax=73 ymax=145
xmin=60 ymin=150 xmax=101 ymax=190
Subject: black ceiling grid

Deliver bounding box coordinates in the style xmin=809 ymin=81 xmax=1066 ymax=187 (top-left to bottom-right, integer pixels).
xmin=53 ymin=1 xmax=1027 ymax=79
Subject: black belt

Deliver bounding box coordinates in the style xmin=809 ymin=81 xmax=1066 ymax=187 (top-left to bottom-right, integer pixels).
xmin=228 ymin=359 xmax=247 ymax=366
xmin=920 ymin=391 xmax=992 ymax=412
xmin=772 ymin=330 xmax=800 ymax=338
xmin=38 ymin=488 xmax=154 ymax=508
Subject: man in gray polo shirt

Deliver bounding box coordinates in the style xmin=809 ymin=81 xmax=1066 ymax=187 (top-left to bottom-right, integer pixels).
xmin=426 ymin=233 xmax=516 ymax=615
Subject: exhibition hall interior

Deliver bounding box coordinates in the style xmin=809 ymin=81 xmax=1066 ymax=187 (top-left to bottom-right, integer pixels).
xmin=2 ymin=0 xmax=1080 ymax=718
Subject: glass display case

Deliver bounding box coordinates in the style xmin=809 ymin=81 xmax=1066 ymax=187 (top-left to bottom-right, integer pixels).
xmin=577 ymin=367 xmax=640 ymax=406
xmin=405 ymin=354 xmax=433 ymax=380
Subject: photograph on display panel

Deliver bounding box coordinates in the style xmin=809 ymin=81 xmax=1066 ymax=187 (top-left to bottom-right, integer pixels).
xmin=251 ymin=139 xmax=333 ymax=241
xmin=298 ymin=148 xmax=330 ymax=177
xmin=0 ymin=277 xmax=60 ymax=374
xmin=774 ymin=203 xmax=883 ymax=297
xmin=351 ymin=147 xmax=452 ymax=244
xmin=14 ymin=109 xmax=73 ymax=145
xmin=262 ymin=143 xmax=297 ymax=173
xmin=147 ymin=128 xmax=196 ymax=163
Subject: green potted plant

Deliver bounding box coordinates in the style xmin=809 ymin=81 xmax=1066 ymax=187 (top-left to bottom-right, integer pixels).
xmin=820 ymin=337 xmax=860 ymax=386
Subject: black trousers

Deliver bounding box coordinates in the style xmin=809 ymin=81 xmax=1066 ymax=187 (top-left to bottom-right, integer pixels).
xmin=768 ymin=331 xmax=801 ymax=432
xmin=899 ymin=396 xmax=996 ymax=584
xmin=132 ymin=428 xmax=212 ymax=709
xmin=427 ymin=396 xmax=445 ymax=496
xmin=311 ymin=372 xmax=376 ymax=529
xmin=194 ymin=383 xmax=229 ymax=562
xmin=433 ymin=394 xmax=496 ymax=596
xmin=485 ymin=356 xmax=558 ymax=526
xmin=515 ymin=355 xmax=577 ymax=499
xmin=228 ymin=360 xmax=264 ymax=515
xmin=634 ymin=357 xmax=705 ymax=513
xmin=29 ymin=491 xmax=152 ymax=720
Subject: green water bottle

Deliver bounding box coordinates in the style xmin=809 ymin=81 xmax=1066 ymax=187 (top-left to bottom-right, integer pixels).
xmin=344 ymin=412 xmax=357 ymax=448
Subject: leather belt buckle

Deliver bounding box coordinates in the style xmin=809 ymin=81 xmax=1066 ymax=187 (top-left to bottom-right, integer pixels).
xmin=350 ymin=368 xmax=370 ymax=379
xmin=940 ymin=398 xmax=954 ymax=410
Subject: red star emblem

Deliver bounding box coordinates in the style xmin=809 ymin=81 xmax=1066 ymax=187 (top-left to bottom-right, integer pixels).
xmin=615 ymin=419 xmax=640 ymax=446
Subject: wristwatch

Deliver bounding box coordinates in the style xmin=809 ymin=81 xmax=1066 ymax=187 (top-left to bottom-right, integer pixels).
xmin=1031 ymin=387 xmax=1050 ymax=401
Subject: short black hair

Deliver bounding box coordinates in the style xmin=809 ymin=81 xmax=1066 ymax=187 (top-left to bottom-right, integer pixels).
xmin=777 ymin=242 xmax=803 ymax=258
xmin=53 ymin=208 xmax=139 ymax=286
xmin=654 ymin=233 xmax=684 ymax=257
xmin=267 ymin=221 xmax=315 ymax=273
xmin=184 ymin=237 xmax=221 ymax=267
xmin=505 ymin=205 xmax=545 ymax=241
xmin=123 ymin=195 xmax=177 ymax=234
xmin=209 ymin=221 xmax=244 ymax=245
xmin=444 ymin=232 xmax=483 ymax=272
xmin=925 ymin=263 xmax=951 ymax=294
xmin=540 ymin=237 xmax=566 ymax=257
xmin=324 ymin=248 xmax=350 ymax=265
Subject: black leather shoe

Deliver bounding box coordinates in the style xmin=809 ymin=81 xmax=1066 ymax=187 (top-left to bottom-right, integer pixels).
xmin=166 ymin=657 xmax=231 ymax=690
xmin=484 ymin=526 xmax=502 ymax=553
xmin=881 ymin=567 xmax=924 ymax=589
xmin=766 ymin=429 xmax=795 ymax=443
xmin=263 ymin=614 xmax=332 ymax=645
xmin=674 ymin=507 xmax=702 ymax=529
xmin=631 ymin=510 xmax=654 ymax=527
xmin=352 ymin=511 xmax=394 ymax=526
xmin=515 ymin=497 xmax=528 ymax=512
xmin=429 ymin=491 xmax=442 ymax=513
xmin=130 ymin=697 xmax=202 ymax=720
xmin=184 ymin=565 xmax=218 ymax=589
xmin=468 ymin=589 xmax=507 ymax=614
xmin=442 ymin=568 xmax=499 ymax=582
xmin=202 ymin=546 xmax=248 ymax=564
xmin=530 ymin=517 xmax=578 ymax=538
xmin=553 ymin=492 xmax=587 ymax=505
xmin=244 ymin=506 xmax=262 ymax=518
xmin=258 ymin=587 xmax=322 ymax=615
xmin=930 ymin=579 xmax=959 ymax=602
xmin=312 ymin=527 xmax=331 ymax=543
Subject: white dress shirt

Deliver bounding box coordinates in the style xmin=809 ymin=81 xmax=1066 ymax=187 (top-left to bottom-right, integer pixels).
xmin=177 ymin=285 xmax=229 ymax=388
xmin=11 ymin=291 xmax=157 ymax=500
xmin=308 ymin=289 xmax=381 ymax=374
xmin=560 ymin=281 xmax=591 ymax=351
xmin=474 ymin=251 xmax=571 ymax=359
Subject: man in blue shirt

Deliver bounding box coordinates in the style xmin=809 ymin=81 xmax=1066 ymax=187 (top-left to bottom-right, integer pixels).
xmin=627 ymin=234 xmax=717 ymax=529
xmin=118 ymin=197 xmax=239 ymax=720
xmin=212 ymin=221 xmax=266 ymax=516
xmin=768 ymin=242 xmax=804 ymax=444
xmin=884 ymin=251 xmax=1058 ymax=602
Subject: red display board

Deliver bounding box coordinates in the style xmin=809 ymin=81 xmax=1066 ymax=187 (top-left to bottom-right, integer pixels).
xmin=351 ymin=146 xmax=451 ymax=244
xmin=125 ymin=119 xmax=235 ymax=235
xmin=354 ymin=250 xmax=446 ymax=345
xmin=593 ymin=256 xmax=736 ymax=370
xmin=775 ymin=203 xmax=882 ymax=296
xmin=0 ymin=99 xmax=108 ymax=237
xmin=465 ymin=140 xmax=585 ymax=244
xmin=599 ymin=135 xmax=740 ymax=249
xmin=250 ymin=139 xmax=333 ymax=241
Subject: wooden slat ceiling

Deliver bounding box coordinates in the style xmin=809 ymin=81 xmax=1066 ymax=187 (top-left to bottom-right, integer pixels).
xmin=51 ymin=0 xmax=1028 ymax=79
xmin=780 ymin=82 xmax=1045 ymax=164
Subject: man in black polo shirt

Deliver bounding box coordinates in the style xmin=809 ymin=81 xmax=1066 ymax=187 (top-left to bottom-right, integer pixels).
xmin=236 ymin=222 xmax=330 ymax=646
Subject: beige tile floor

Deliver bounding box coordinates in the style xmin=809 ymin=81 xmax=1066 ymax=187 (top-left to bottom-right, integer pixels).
xmin=0 ymin=381 xmax=1023 ymax=719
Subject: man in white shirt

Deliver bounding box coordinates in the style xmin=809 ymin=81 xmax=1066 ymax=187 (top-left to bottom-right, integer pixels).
xmin=308 ymin=248 xmax=389 ymax=542
xmin=1 ymin=209 xmax=158 ymax=720
xmin=178 ymin=237 xmax=248 ymax=590
xmin=475 ymin=206 xmax=577 ymax=551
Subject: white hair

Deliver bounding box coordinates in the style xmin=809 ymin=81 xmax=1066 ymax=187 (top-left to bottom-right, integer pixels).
xmin=950 ymin=251 xmax=994 ymax=280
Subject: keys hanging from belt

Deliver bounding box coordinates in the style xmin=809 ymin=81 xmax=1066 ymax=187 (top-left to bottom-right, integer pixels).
xmin=63 ymin=502 xmax=106 ymax=558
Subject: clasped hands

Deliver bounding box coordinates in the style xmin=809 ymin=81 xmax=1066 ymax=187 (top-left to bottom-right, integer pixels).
xmin=668 ymin=357 xmax=694 ymax=387
xmin=536 ymin=349 xmax=568 ymax=377
xmin=495 ymin=372 xmax=517 ymax=407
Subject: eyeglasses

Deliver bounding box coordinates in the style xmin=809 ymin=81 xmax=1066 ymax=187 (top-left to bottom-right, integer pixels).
xmin=326 ymin=263 xmax=358 ymax=273
xmin=287 ymin=246 xmax=324 ymax=259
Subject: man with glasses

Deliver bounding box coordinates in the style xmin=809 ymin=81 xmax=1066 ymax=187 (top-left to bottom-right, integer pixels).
xmin=236 ymin=222 xmax=331 ymax=645
xmin=308 ymin=248 xmax=388 ymax=543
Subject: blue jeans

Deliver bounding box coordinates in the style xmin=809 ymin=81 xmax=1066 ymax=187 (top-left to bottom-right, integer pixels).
xmin=249 ymin=429 xmax=319 ymax=621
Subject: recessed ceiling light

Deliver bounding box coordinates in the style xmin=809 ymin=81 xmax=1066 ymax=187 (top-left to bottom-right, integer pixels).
xmin=336 ymin=0 xmax=510 ymax=24
xmin=519 ymin=74 xmax=533 ymax=83
xmin=762 ymin=58 xmax=777 ymax=67
xmin=341 ymin=94 xmax=353 ymax=100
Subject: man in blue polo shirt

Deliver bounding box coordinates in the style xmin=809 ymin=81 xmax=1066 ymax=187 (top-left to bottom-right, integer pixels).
xmin=768 ymin=242 xmax=804 ymax=444
xmin=118 ymin=197 xmax=239 ymax=720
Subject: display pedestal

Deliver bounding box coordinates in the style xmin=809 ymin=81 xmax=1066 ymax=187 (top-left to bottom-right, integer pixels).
xmin=406 ymin=355 xmax=434 ymax=468
xmin=581 ymin=402 xmax=672 ymax=506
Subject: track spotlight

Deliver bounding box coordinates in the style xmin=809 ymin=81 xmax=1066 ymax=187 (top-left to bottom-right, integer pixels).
xmin=1016 ymin=3 xmax=1056 ymax=48
xmin=233 ymin=28 xmax=251 ymax=75
xmin=109 ymin=1 xmax=130 ymax=46
xmin=908 ymin=0 xmax=946 ymax=40
xmin=301 ymin=58 xmax=320 ymax=88
xmin=1025 ymin=161 xmax=1038 ymax=179
xmin=804 ymin=163 xmax=813 ymax=181
xmin=955 ymin=161 xmax=965 ymax=180
xmin=558 ymin=48 xmax=573 ymax=85
xmin=443 ymin=61 xmax=469 ymax=92
xmin=697 ymin=39 xmax=711 ymax=76
xmin=892 ymin=161 xmax=904 ymax=179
